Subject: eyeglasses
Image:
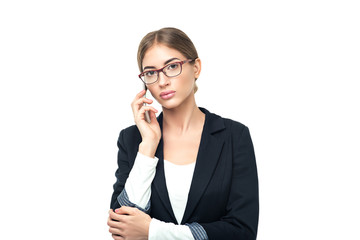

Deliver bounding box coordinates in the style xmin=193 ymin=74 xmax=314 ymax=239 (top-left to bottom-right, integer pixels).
xmin=138 ymin=59 xmax=194 ymax=85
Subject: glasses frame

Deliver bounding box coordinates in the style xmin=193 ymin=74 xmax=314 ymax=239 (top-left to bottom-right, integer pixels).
xmin=138 ymin=59 xmax=194 ymax=85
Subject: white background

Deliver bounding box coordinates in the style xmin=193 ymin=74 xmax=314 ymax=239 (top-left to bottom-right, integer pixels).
xmin=1 ymin=0 xmax=359 ymax=239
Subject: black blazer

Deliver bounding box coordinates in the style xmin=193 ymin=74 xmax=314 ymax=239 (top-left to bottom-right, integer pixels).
xmin=111 ymin=107 xmax=259 ymax=240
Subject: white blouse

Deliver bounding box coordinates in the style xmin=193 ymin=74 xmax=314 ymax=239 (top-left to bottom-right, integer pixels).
xmin=124 ymin=152 xmax=196 ymax=240
xmin=164 ymin=159 xmax=196 ymax=224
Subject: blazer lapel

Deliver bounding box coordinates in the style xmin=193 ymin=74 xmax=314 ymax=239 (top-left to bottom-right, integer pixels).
xmin=152 ymin=113 xmax=177 ymax=222
xmin=181 ymin=108 xmax=226 ymax=224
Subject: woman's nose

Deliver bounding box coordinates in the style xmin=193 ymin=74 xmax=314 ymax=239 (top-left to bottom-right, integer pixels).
xmin=158 ymin=71 xmax=170 ymax=87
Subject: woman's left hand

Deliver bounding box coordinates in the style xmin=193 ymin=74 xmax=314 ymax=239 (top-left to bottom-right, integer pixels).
xmin=108 ymin=207 xmax=151 ymax=240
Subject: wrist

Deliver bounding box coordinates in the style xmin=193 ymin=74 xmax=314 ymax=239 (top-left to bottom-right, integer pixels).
xmin=139 ymin=141 xmax=159 ymax=158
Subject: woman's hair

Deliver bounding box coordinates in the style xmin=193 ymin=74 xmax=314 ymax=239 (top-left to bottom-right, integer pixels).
xmin=137 ymin=27 xmax=199 ymax=93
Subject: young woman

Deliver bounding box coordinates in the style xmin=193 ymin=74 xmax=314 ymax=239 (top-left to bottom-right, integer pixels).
xmin=108 ymin=27 xmax=259 ymax=240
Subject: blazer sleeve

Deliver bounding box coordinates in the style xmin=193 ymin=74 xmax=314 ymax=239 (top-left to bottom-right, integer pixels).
xmin=200 ymin=125 xmax=259 ymax=240
xmin=110 ymin=129 xmax=132 ymax=210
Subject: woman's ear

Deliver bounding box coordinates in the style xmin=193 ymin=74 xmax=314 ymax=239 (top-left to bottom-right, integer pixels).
xmin=193 ymin=58 xmax=201 ymax=79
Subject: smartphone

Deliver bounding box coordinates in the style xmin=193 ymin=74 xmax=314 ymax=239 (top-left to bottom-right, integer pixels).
xmin=143 ymin=85 xmax=151 ymax=123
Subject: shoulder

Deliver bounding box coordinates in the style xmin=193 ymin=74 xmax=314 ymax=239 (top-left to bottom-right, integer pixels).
xmin=223 ymin=116 xmax=248 ymax=133
xmin=202 ymin=107 xmax=248 ymax=135
xmin=120 ymin=124 xmax=140 ymax=135
xmin=117 ymin=124 xmax=141 ymax=145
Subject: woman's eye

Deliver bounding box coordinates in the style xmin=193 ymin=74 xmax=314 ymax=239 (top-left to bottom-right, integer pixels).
xmin=145 ymin=71 xmax=155 ymax=77
xmin=167 ymin=63 xmax=179 ymax=70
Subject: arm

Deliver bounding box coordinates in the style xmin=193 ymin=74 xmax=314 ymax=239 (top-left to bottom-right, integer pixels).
xmin=111 ymin=141 xmax=205 ymax=240
xmin=200 ymin=125 xmax=259 ymax=240
xmin=110 ymin=128 xmax=131 ymax=210
xmin=118 ymin=151 xmax=158 ymax=212
xmin=110 ymin=129 xmax=159 ymax=212
xmin=110 ymin=131 xmax=206 ymax=240
xmin=110 ymin=89 xmax=161 ymax=210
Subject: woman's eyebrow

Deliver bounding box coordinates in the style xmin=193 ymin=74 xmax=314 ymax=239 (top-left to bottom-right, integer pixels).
xmin=143 ymin=57 xmax=180 ymax=70
xmin=164 ymin=57 xmax=180 ymax=65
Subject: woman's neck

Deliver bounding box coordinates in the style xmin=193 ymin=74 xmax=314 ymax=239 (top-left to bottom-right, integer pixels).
xmin=162 ymin=96 xmax=205 ymax=135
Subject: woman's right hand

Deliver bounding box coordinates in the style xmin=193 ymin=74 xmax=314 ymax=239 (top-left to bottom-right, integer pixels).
xmin=131 ymin=89 xmax=161 ymax=157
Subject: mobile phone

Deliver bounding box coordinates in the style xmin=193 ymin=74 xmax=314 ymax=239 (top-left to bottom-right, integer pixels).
xmin=143 ymin=85 xmax=151 ymax=123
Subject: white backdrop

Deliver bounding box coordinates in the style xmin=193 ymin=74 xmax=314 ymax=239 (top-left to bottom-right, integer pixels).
xmin=1 ymin=0 xmax=359 ymax=239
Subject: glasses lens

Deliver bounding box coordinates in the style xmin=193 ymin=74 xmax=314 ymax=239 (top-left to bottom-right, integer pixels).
xmin=142 ymin=70 xmax=158 ymax=84
xmin=164 ymin=62 xmax=181 ymax=77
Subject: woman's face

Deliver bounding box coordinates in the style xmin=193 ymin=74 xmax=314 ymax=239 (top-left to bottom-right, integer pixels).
xmin=142 ymin=44 xmax=201 ymax=110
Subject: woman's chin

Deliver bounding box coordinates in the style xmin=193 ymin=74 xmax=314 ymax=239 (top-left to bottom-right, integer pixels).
xmin=160 ymin=100 xmax=181 ymax=110
xmin=161 ymin=103 xmax=178 ymax=110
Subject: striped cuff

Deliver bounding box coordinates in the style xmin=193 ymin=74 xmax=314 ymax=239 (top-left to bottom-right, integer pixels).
xmin=117 ymin=189 xmax=151 ymax=213
xmin=186 ymin=222 xmax=208 ymax=240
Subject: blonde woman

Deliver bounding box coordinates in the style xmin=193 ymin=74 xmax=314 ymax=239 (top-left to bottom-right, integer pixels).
xmin=108 ymin=27 xmax=259 ymax=240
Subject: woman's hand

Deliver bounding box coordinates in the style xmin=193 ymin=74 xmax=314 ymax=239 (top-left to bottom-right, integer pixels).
xmin=131 ymin=89 xmax=161 ymax=157
xmin=108 ymin=207 xmax=151 ymax=240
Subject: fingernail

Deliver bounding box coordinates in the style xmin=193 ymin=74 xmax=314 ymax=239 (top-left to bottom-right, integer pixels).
xmin=115 ymin=209 xmax=119 ymax=213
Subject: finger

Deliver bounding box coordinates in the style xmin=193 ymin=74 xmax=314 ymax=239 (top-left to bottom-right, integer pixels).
xmin=138 ymin=106 xmax=158 ymax=117
xmin=112 ymin=234 xmax=124 ymax=240
xmin=135 ymin=89 xmax=146 ymax=99
xmin=108 ymin=209 xmax=119 ymax=221
xmin=107 ymin=216 xmax=113 ymax=226
xmin=134 ymin=105 xmax=157 ymax=122
xmin=132 ymin=99 xmax=153 ymax=116
xmin=131 ymin=98 xmax=153 ymax=119
xmin=137 ymin=107 xmax=158 ymax=123
xmin=131 ymin=90 xmax=146 ymax=108
xmin=109 ymin=210 xmax=122 ymax=221
xmin=133 ymin=96 xmax=153 ymax=107
xmin=109 ymin=226 xmax=122 ymax=235
xmin=107 ymin=217 xmax=121 ymax=228
xmin=116 ymin=206 xmax=137 ymax=215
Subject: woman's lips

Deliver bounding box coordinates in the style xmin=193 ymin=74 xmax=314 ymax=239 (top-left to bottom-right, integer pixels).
xmin=160 ymin=90 xmax=176 ymax=100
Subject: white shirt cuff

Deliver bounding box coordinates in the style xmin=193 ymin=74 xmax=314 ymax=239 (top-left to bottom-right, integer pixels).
xmin=149 ymin=218 xmax=194 ymax=240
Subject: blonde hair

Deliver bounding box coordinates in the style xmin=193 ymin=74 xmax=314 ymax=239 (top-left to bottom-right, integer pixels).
xmin=137 ymin=27 xmax=199 ymax=93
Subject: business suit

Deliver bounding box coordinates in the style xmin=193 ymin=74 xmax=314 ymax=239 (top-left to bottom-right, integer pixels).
xmin=111 ymin=107 xmax=259 ymax=240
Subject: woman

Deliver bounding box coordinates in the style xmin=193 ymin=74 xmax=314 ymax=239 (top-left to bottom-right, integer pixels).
xmin=108 ymin=27 xmax=259 ymax=240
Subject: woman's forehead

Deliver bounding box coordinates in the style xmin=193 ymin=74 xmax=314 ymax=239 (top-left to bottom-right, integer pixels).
xmin=142 ymin=44 xmax=186 ymax=67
